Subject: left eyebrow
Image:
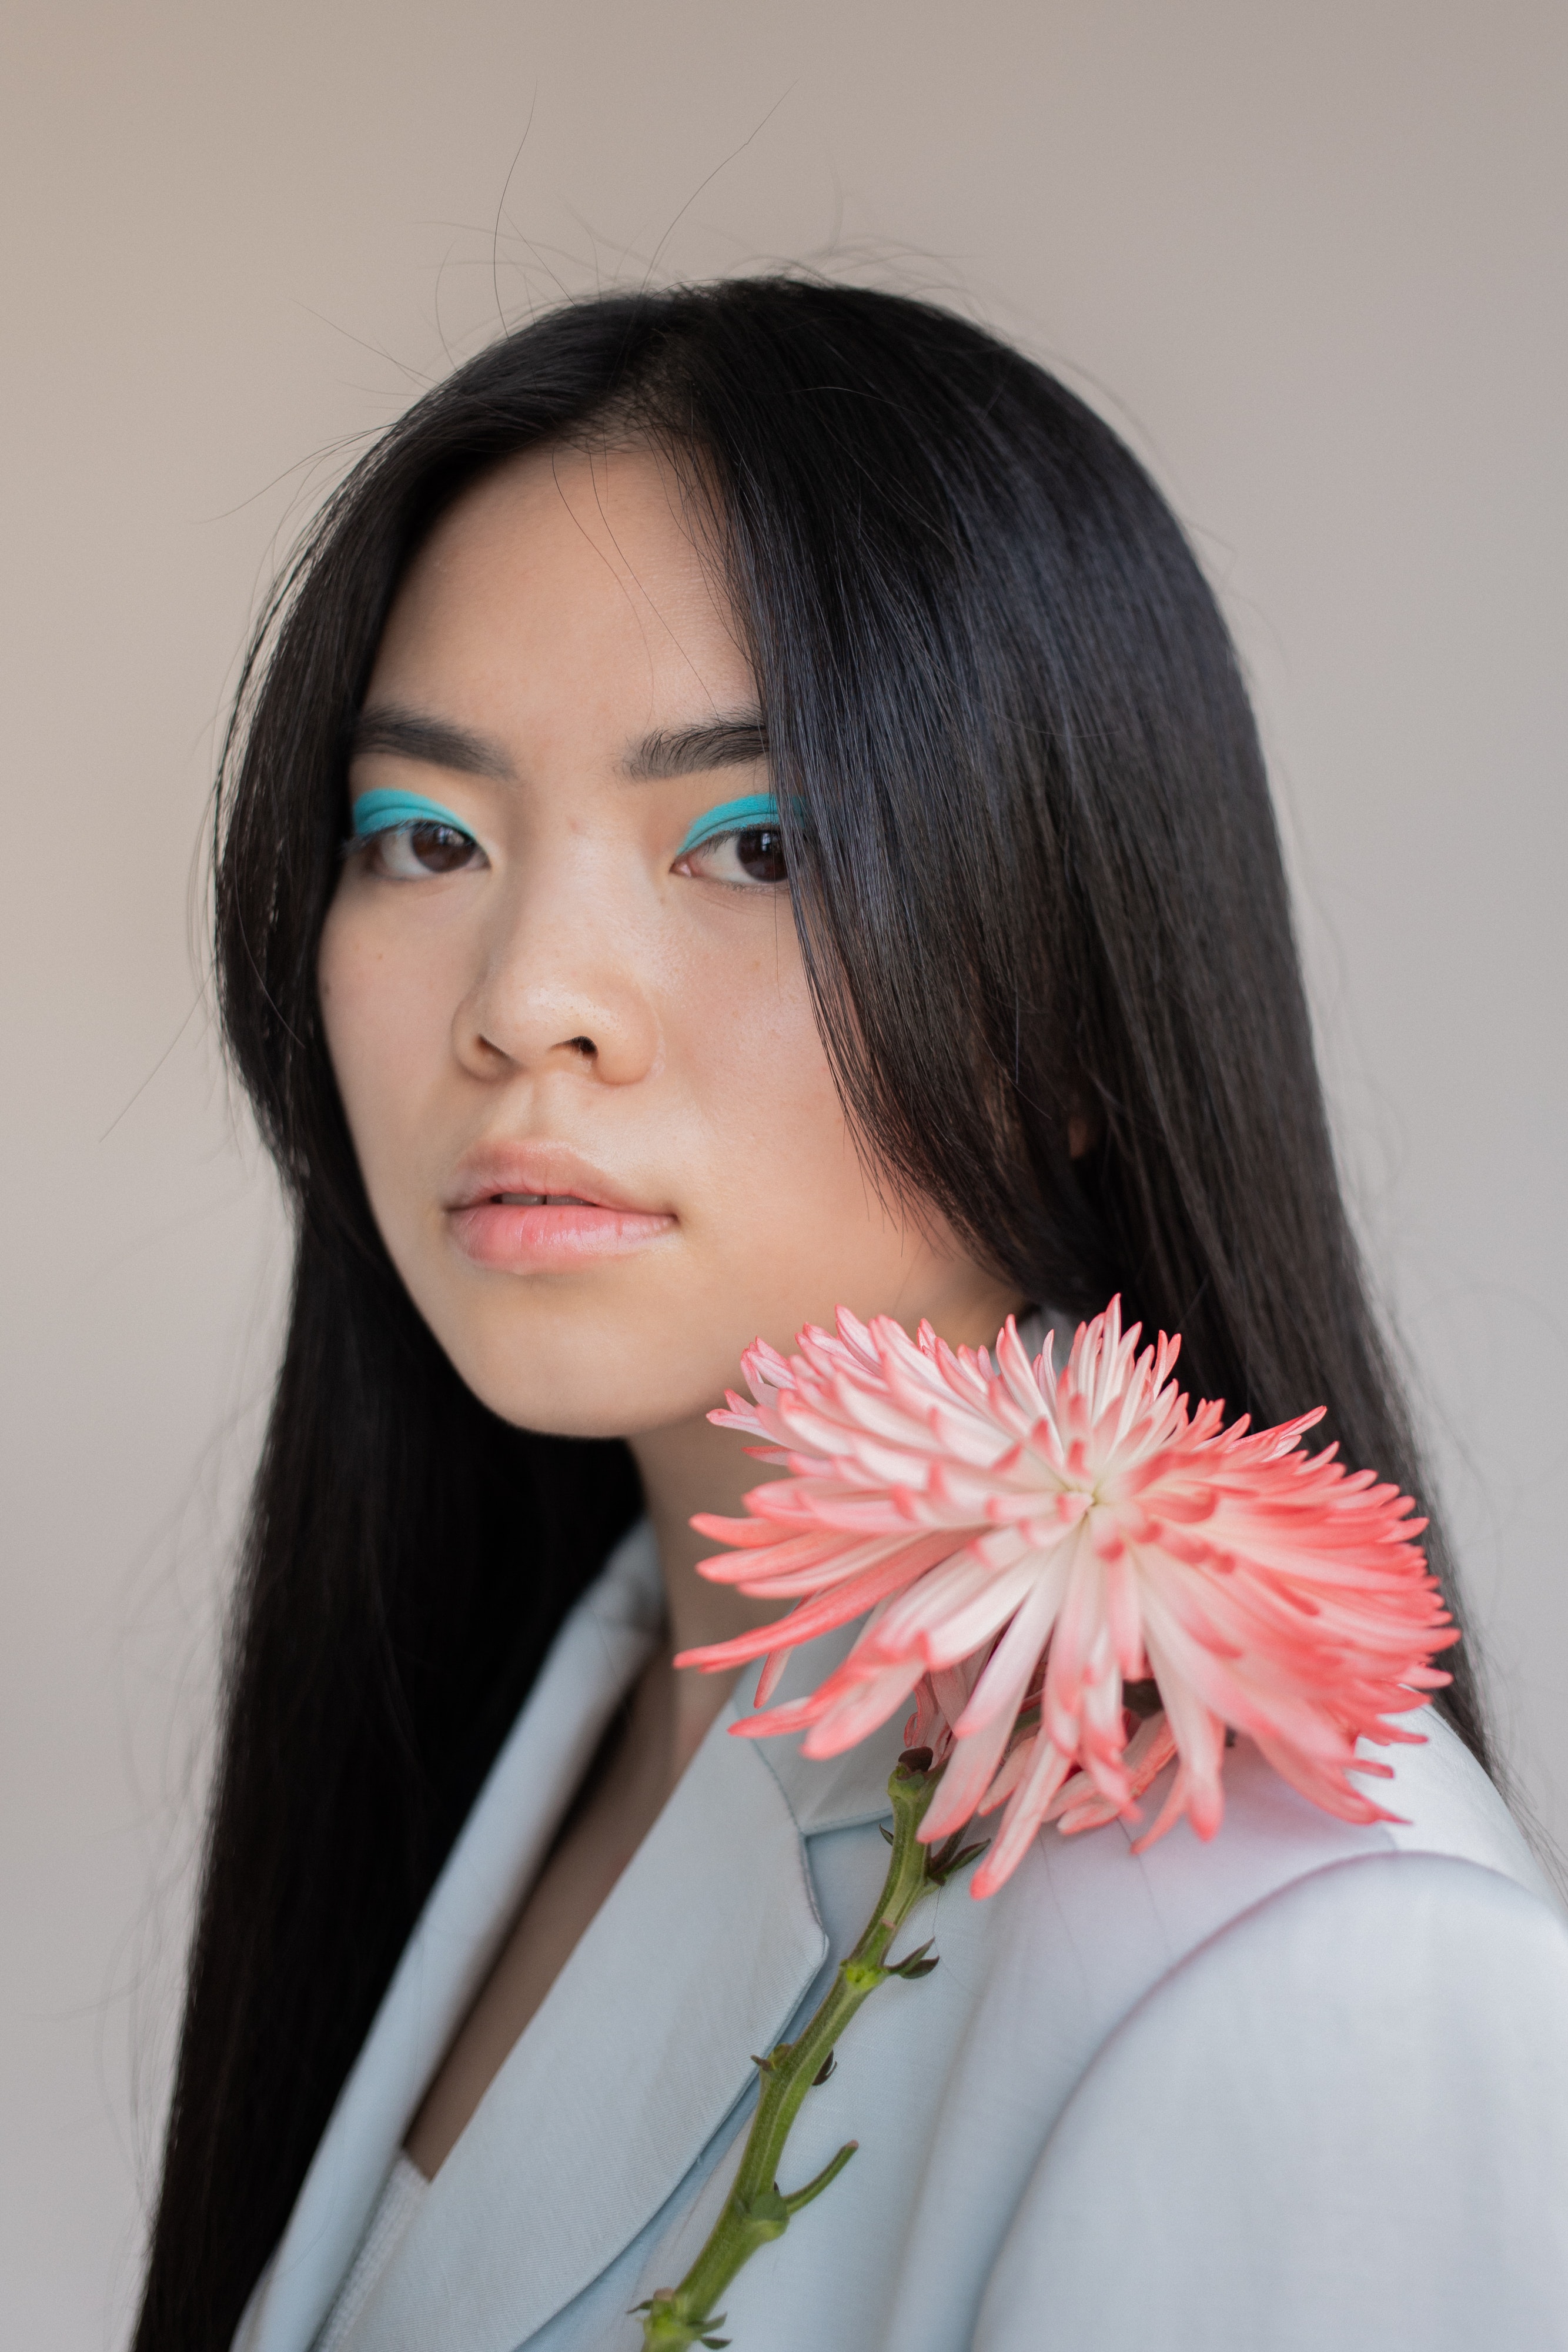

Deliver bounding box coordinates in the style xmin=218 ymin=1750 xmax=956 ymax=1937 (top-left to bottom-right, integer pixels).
xmin=349 ymin=704 xmax=516 ymax=782
xmin=624 ymin=716 xmax=769 ymax=780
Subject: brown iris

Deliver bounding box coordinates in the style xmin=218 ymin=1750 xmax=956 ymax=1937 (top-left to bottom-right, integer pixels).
xmin=734 ymin=824 xmax=787 ymax=883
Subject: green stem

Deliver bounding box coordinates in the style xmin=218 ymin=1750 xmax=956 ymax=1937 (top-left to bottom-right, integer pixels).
xmin=636 ymin=1751 xmax=985 ymax=2352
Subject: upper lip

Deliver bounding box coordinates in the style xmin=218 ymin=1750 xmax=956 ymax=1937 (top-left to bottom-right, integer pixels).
xmin=444 ymin=1140 xmax=667 ymax=1216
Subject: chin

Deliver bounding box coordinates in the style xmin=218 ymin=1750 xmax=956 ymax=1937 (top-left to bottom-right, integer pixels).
xmin=433 ymin=1307 xmax=726 ymax=1442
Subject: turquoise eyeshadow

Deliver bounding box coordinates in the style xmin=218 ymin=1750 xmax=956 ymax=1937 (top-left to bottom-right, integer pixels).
xmin=352 ymin=787 xmax=472 ymax=836
xmin=676 ymin=793 xmax=783 ymax=857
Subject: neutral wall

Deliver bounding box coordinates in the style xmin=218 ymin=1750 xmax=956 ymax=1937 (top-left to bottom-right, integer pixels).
xmin=3 ymin=4 xmax=1563 ymax=2341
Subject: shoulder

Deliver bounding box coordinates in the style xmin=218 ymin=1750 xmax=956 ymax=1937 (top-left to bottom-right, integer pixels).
xmin=780 ymin=1708 xmax=1564 ymax=2347
xmin=985 ymin=1706 xmax=1553 ymax=2003
xmin=967 ymin=1723 xmax=1568 ymax=2350
xmin=801 ymin=1709 xmax=1556 ymax=2112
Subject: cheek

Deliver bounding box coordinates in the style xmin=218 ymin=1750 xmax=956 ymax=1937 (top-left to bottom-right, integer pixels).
xmin=317 ymin=893 xmax=459 ymax=1204
xmin=680 ymin=931 xmax=867 ymax=1237
xmin=696 ymin=932 xmax=826 ymax=1110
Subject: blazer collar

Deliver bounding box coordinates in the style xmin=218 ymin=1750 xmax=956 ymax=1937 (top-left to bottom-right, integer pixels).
xmin=752 ymin=1678 xmax=908 ymax=1838
xmin=237 ymin=1522 xmax=665 ymax=2352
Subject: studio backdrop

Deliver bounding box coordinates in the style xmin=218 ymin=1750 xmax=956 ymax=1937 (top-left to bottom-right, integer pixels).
xmin=2 ymin=4 xmax=1563 ymax=2344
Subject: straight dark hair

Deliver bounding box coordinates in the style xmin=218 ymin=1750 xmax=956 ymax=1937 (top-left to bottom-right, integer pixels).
xmin=137 ymin=276 xmax=1489 ymax=2348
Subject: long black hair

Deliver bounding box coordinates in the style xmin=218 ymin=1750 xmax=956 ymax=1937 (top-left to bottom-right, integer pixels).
xmin=137 ymin=276 xmax=1490 ymax=2349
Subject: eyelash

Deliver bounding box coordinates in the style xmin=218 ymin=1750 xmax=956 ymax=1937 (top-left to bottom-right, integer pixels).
xmin=345 ymin=784 xmax=481 ymax=869
xmin=347 ymin=818 xmax=484 ymax=879
xmin=679 ymin=823 xmax=788 ymax=891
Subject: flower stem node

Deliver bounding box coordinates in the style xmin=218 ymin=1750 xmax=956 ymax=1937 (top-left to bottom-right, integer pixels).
xmin=737 ymin=2186 xmax=791 ymax=2240
xmin=633 ymin=2294 xmax=731 ymax=2351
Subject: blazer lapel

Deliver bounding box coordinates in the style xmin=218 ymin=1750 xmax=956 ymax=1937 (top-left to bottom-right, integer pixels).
xmin=237 ymin=1522 xmax=664 ymax=2352
xmin=352 ymin=1690 xmax=832 ymax=2352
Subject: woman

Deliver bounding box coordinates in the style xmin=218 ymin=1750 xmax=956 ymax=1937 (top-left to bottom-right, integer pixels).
xmin=136 ymin=279 xmax=1567 ymax=2352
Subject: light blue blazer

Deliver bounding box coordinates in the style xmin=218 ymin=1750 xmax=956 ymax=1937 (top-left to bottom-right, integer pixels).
xmin=236 ymin=1522 xmax=1568 ymax=2352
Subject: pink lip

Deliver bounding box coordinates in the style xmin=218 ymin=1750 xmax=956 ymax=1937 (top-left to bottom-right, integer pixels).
xmin=445 ymin=1142 xmax=676 ymax=1273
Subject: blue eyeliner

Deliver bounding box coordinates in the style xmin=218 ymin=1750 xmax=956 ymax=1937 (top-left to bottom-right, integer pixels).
xmin=676 ymin=793 xmax=783 ymax=857
xmin=351 ymin=787 xmax=473 ymax=839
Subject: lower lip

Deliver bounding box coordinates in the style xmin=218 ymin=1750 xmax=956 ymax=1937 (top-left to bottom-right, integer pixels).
xmin=449 ymin=1201 xmax=676 ymax=1272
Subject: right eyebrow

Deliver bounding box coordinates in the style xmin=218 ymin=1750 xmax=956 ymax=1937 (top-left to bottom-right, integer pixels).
xmin=348 ymin=705 xmax=516 ymax=783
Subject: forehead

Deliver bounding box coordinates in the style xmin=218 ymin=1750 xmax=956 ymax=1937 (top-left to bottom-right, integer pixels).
xmin=368 ymin=441 xmax=753 ymax=743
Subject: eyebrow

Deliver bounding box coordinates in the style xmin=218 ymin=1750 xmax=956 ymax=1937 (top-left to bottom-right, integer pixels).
xmin=348 ymin=704 xmax=770 ymax=786
xmin=623 ymin=716 xmax=769 ymax=780
xmin=349 ymin=707 xmax=516 ymax=781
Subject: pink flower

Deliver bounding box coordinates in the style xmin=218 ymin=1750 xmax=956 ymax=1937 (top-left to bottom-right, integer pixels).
xmin=675 ymin=1301 xmax=1457 ymax=1895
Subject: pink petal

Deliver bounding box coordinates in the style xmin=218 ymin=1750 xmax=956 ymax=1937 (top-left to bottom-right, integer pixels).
xmin=971 ymin=1733 xmax=1076 ymax=1896
xmin=689 ymin=1294 xmax=1454 ymax=1880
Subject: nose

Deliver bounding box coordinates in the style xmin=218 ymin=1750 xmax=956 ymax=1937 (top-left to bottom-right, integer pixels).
xmin=452 ymin=861 xmax=663 ymax=1088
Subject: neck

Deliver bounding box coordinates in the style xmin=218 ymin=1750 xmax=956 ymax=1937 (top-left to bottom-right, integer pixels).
xmin=626 ymin=1408 xmax=786 ymax=1773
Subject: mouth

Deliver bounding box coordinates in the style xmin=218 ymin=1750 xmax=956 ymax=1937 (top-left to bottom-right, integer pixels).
xmin=492 ymin=1191 xmax=599 ymax=1207
xmin=445 ymin=1150 xmax=676 ymax=1273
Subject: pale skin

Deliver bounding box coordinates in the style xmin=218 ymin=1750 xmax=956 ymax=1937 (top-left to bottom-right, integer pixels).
xmin=317 ymin=440 xmax=1024 ymax=2177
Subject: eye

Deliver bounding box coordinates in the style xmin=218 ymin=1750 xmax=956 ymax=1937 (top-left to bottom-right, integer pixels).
xmin=680 ymin=823 xmax=788 ymax=888
xmin=361 ymin=821 xmax=484 ymax=880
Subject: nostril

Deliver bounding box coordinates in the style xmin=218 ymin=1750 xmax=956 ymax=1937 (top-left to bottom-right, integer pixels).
xmin=564 ymin=1035 xmax=596 ymax=1058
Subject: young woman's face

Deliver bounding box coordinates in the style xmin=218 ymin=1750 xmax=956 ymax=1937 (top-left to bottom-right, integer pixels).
xmin=319 ymin=443 xmax=1019 ymax=1439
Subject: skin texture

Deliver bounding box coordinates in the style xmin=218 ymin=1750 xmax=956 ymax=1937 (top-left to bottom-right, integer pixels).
xmin=318 ymin=442 xmax=1022 ymax=2173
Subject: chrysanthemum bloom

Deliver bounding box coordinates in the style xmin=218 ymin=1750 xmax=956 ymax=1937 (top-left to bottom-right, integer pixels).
xmin=676 ymin=1301 xmax=1457 ymax=1896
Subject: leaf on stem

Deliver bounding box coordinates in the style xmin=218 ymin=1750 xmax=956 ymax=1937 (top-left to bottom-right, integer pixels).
xmin=889 ymin=1937 xmax=940 ymax=1980
xmin=927 ymin=1837 xmax=990 ymax=1887
xmin=782 ymin=2140 xmax=859 ymax=2216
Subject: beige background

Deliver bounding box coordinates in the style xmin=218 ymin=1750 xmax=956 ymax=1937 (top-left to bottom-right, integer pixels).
xmin=2 ymin=2 xmax=1564 ymax=2340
